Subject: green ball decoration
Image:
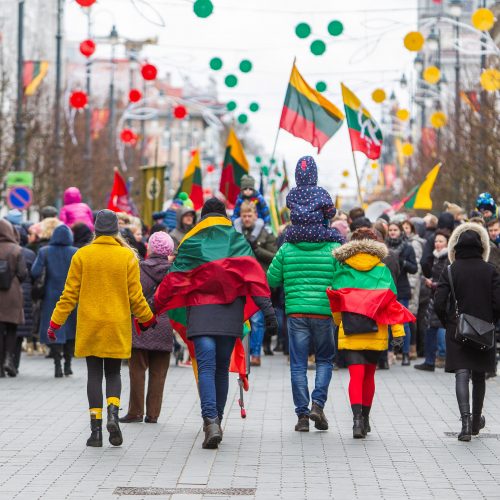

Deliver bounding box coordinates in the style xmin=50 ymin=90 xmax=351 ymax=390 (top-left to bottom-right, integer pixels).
xmin=270 ymin=158 xmax=276 ymax=165
xmin=328 ymin=20 xmax=344 ymax=36
xmin=209 ymin=57 xmax=223 ymax=70
xmin=310 ymin=39 xmax=326 ymax=56
xmin=225 ymin=74 xmax=238 ymax=88
xmin=226 ymin=100 xmax=237 ymax=111
xmin=193 ymin=0 xmax=213 ymax=18
xmin=276 ymin=171 xmax=283 ymax=177
xmin=237 ymin=113 xmax=248 ymax=124
xmin=295 ymin=22 xmax=311 ymax=39
xmin=255 ymin=156 xmax=262 ymax=163
xmin=315 ymin=81 xmax=327 ymax=92
xmin=249 ymin=102 xmax=259 ymax=112
xmin=239 ymin=59 xmax=253 ymax=73
xmin=261 ymin=166 xmax=269 ymax=176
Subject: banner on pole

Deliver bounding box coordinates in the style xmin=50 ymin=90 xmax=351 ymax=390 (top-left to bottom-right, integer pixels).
xmin=140 ymin=165 xmax=165 ymax=225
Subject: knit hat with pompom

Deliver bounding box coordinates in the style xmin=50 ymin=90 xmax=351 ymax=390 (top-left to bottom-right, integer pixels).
xmin=148 ymin=231 xmax=174 ymax=257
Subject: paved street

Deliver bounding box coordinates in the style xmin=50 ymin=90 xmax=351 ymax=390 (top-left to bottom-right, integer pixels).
xmin=1 ymin=354 xmax=500 ymax=500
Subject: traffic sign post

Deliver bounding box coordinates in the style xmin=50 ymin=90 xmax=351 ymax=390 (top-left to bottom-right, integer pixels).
xmin=7 ymin=186 xmax=33 ymax=210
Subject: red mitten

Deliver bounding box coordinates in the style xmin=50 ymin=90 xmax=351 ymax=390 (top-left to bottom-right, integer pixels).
xmin=47 ymin=320 xmax=61 ymax=342
xmin=138 ymin=316 xmax=157 ymax=332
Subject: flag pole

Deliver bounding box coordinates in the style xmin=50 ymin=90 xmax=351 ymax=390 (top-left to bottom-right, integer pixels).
xmin=350 ymin=150 xmax=363 ymax=206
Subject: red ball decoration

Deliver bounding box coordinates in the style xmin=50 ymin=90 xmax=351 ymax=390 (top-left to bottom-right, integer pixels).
xmin=76 ymin=0 xmax=96 ymax=6
xmin=69 ymin=90 xmax=88 ymax=109
xmin=120 ymin=128 xmax=137 ymax=144
xmin=79 ymin=39 xmax=96 ymax=58
xmin=128 ymin=89 xmax=142 ymax=103
xmin=203 ymin=187 xmax=213 ymax=196
xmin=206 ymin=164 xmax=215 ymax=173
xmin=141 ymin=63 xmax=158 ymax=81
xmin=174 ymin=105 xmax=187 ymax=119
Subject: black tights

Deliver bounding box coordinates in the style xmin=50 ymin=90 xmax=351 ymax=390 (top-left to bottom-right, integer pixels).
xmin=455 ymin=369 xmax=486 ymax=416
xmin=86 ymin=356 xmax=122 ymax=408
xmin=0 ymin=322 xmax=17 ymax=365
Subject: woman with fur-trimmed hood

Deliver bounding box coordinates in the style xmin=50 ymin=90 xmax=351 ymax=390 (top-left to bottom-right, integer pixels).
xmin=327 ymin=228 xmax=415 ymax=439
xmin=435 ymin=222 xmax=500 ymax=442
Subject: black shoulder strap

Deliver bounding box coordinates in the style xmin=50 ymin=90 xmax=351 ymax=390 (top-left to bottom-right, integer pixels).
xmin=447 ymin=265 xmax=459 ymax=316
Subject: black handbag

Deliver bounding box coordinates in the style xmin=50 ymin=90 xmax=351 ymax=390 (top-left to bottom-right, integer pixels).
xmin=342 ymin=311 xmax=378 ymax=335
xmin=447 ymin=266 xmax=495 ymax=351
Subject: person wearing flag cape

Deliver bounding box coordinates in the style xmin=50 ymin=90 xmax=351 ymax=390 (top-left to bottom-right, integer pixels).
xmin=154 ymin=198 xmax=277 ymax=449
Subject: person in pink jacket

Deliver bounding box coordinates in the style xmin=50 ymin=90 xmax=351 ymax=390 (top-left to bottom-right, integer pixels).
xmin=59 ymin=187 xmax=94 ymax=231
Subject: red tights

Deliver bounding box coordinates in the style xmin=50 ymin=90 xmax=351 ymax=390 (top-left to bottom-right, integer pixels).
xmin=348 ymin=363 xmax=376 ymax=406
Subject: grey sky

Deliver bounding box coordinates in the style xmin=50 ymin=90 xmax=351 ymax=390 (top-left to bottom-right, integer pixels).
xmin=66 ymin=0 xmax=417 ymax=195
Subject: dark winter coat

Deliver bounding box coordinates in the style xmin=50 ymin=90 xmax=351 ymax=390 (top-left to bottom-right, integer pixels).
xmin=0 ymin=220 xmax=27 ymax=325
xmin=31 ymin=225 xmax=78 ymax=344
xmin=425 ymin=248 xmax=449 ymax=329
xmin=421 ymin=213 xmax=454 ymax=277
xmin=386 ymin=237 xmax=418 ymax=300
xmin=488 ymin=240 xmax=500 ymax=273
xmin=233 ymin=218 xmax=277 ymax=272
xmin=132 ymin=255 xmax=173 ymax=352
xmin=170 ymin=206 xmax=197 ymax=249
xmin=434 ymin=223 xmax=500 ymax=373
xmin=17 ymin=247 xmax=36 ymax=337
xmin=285 ymin=156 xmax=342 ymax=244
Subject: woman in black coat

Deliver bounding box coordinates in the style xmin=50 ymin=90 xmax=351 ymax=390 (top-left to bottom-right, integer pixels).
xmin=435 ymin=223 xmax=500 ymax=441
xmin=386 ymin=222 xmax=418 ymax=365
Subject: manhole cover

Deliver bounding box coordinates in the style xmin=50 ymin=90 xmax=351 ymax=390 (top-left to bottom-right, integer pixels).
xmin=444 ymin=432 xmax=500 ymax=438
xmin=114 ymin=487 xmax=256 ymax=495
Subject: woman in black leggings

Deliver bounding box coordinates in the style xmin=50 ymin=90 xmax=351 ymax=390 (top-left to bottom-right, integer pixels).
xmin=435 ymin=223 xmax=500 ymax=441
xmin=47 ymin=210 xmax=156 ymax=447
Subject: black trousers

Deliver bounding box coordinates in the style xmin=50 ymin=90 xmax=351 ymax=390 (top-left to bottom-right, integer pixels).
xmin=0 ymin=322 xmax=17 ymax=366
xmin=455 ymin=369 xmax=486 ymax=416
xmin=86 ymin=356 xmax=122 ymax=408
xmin=49 ymin=340 xmax=75 ymax=364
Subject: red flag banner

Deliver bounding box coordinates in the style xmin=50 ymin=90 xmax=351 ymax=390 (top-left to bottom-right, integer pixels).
xmin=108 ymin=169 xmax=134 ymax=214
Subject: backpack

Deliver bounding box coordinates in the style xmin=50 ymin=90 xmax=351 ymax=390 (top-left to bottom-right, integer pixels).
xmin=0 ymin=248 xmax=14 ymax=290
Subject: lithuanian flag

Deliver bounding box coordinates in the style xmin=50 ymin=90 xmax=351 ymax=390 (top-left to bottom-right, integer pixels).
xmin=404 ymin=163 xmax=442 ymax=210
xmin=154 ymin=216 xmax=270 ymax=379
xmin=219 ymin=128 xmax=249 ymax=206
xmin=326 ymin=258 xmax=415 ymax=325
xmin=175 ymin=150 xmax=203 ymax=210
xmin=280 ymin=63 xmax=344 ymax=153
xmin=23 ymin=61 xmax=49 ymax=96
xmin=341 ymin=83 xmax=383 ymax=160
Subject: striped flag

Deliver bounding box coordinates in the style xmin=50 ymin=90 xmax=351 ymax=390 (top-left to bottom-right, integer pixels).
xmin=175 ymin=150 xmax=204 ymax=210
xmin=23 ymin=61 xmax=49 ymax=96
xmin=279 ymin=63 xmax=344 ymax=153
xmin=404 ymin=163 xmax=442 ymax=210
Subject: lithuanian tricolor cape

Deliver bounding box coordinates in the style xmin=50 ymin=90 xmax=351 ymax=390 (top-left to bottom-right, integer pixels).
xmin=327 ymin=239 xmax=415 ymax=325
xmin=154 ymin=215 xmax=270 ymax=380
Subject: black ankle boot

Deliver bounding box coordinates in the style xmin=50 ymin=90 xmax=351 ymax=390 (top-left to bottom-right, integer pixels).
xmin=202 ymin=417 xmax=222 ymax=449
xmin=472 ymin=414 xmax=485 ymax=436
xmin=458 ymin=414 xmax=472 ymax=442
xmin=263 ymin=339 xmax=274 ymax=356
xmin=362 ymin=406 xmax=371 ymax=434
xmin=107 ymin=405 xmax=123 ymax=446
xmin=352 ymin=405 xmax=365 ymax=439
xmin=54 ymin=359 xmax=63 ymax=378
xmin=64 ymin=360 xmax=73 ymax=376
xmin=402 ymin=354 xmax=410 ymax=366
xmin=3 ymin=354 xmax=17 ymax=377
xmin=273 ymin=340 xmax=284 ymax=353
xmin=86 ymin=417 xmax=103 ymax=447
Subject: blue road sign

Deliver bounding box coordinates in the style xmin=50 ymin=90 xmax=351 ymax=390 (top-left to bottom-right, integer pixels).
xmin=7 ymin=186 xmax=33 ymax=210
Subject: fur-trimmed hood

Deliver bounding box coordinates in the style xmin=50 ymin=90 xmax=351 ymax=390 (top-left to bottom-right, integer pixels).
xmin=448 ymin=222 xmax=490 ymax=263
xmin=333 ymin=239 xmax=388 ymax=263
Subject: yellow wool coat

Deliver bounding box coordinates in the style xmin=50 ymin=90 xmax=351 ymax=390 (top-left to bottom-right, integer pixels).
xmin=51 ymin=236 xmax=153 ymax=359
xmin=332 ymin=242 xmax=405 ymax=352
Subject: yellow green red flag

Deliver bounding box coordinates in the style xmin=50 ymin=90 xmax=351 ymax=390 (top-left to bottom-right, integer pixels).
xmin=404 ymin=163 xmax=442 ymax=210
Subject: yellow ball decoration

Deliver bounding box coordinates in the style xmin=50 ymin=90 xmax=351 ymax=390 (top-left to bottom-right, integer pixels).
xmin=342 ymin=170 xmax=350 ymax=178
xmin=472 ymin=8 xmax=495 ymax=31
xmin=430 ymin=111 xmax=447 ymax=129
xmin=340 ymin=182 xmax=347 ymax=189
xmin=371 ymin=162 xmax=378 ymax=170
xmin=402 ymin=143 xmax=414 ymax=157
xmin=480 ymin=68 xmax=500 ymax=92
xmin=423 ymin=66 xmax=441 ymax=84
xmin=404 ymin=31 xmax=425 ymax=52
xmin=396 ymin=109 xmax=410 ymax=121
xmin=372 ymin=88 xmax=386 ymax=103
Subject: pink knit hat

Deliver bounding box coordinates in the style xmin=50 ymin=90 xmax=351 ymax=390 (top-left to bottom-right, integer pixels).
xmin=148 ymin=231 xmax=174 ymax=257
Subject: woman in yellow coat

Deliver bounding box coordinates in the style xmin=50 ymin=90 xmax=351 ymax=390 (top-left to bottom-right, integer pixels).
xmin=327 ymin=228 xmax=415 ymax=439
xmin=48 ymin=210 xmax=156 ymax=448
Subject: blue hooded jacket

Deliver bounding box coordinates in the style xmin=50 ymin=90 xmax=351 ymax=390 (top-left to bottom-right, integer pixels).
xmin=284 ymin=156 xmax=342 ymax=243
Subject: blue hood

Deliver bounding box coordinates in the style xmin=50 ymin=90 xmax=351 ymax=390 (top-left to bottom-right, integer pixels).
xmin=294 ymin=156 xmax=318 ymax=187
xmin=50 ymin=225 xmax=74 ymax=246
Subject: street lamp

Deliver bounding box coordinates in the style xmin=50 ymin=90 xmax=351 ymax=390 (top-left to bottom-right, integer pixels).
xmin=108 ymin=25 xmax=119 ymax=168
xmin=414 ymin=53 xmax=424 ymax=73
xmin=399 ymin=74 xmax=408 ymax=89
xmin=13 ymin=0 xmax=25 ymax=171
xmin=449 ymin=0 xmax=463 ymax=19
xmin=427 ymin=29 xmax=439 ymax=51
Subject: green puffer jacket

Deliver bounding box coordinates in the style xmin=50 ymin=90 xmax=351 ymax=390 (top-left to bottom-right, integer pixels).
xmin=267 ymin=241 xmax=340 ymax=316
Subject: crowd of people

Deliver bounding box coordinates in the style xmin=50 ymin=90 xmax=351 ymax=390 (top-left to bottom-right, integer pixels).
xmin=0 ymin=160 xmax=499 ymax=449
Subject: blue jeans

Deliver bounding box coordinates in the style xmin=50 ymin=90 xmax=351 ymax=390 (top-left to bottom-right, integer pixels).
xmin=287 ymin=317 xmax=335 ymax=416
xmin=250 ymin=311 xmax=264 ymax=357
xmin=399 ymin=298 xmax=411 ymax=355
xmin=424 ymin=327 xmax=446 ymax=366
xmin=193 ymin=335 xmax=236 ymax=419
